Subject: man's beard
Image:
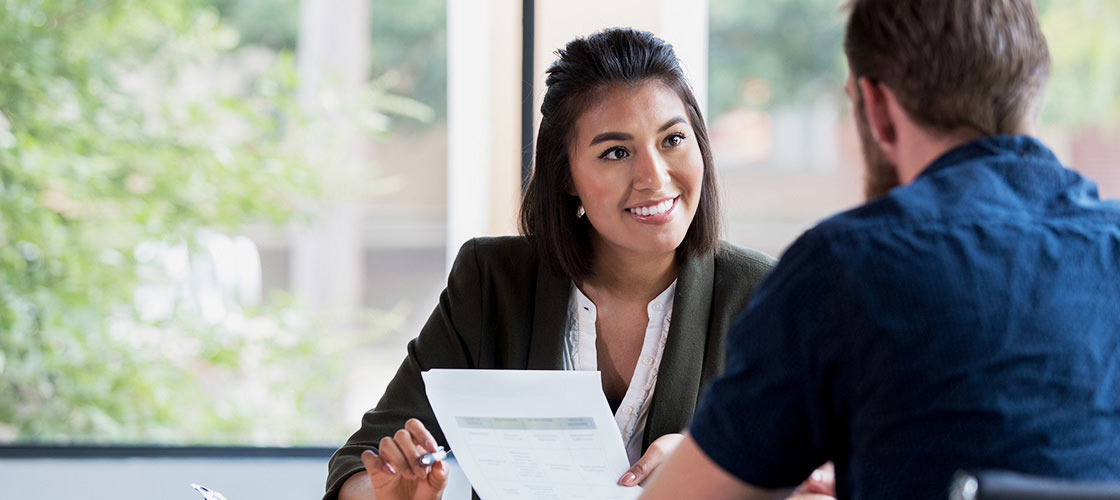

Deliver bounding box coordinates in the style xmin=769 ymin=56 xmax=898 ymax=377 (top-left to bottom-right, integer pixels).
xmin=854 ymin=90 xmax=901 ymax=200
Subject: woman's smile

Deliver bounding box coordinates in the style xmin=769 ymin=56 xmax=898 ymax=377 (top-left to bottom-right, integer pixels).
xmin=625 ymin=196 xmax=679 ymax=223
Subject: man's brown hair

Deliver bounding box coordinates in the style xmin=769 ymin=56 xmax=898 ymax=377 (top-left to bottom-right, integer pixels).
xmin=844 ymin=0 xmax=1051 ymax=136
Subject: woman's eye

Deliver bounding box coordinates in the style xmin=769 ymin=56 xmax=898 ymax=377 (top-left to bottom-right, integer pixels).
xmin=599 ymin=147 xmax=629 ymax=160
xmin=663 ymin=133 xmax=685 ymax=147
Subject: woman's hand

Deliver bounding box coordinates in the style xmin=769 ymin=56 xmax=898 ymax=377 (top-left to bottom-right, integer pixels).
xmin=618 ymin=433 xmax=685 ymax=486
xmin=359 ymin=418 xmax=449 ymax=500
xmin=788 ymin=462 xmax=835 ymax=500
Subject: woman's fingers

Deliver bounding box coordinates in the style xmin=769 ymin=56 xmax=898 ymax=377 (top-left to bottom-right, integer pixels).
xmin=788 ymin=494 xmax=836 ymax=500
xmin=361 ymin=449 xmax=390 ymax=474
xmin=618 ymin=451 xmax=656 ymax=486
xmin=427 ymin=459 xmax=450 ymax=493
xmin=618 ymin=433 xmax=684 ymax=486
xmin=804 ymin=462 xmax=835 ymax=495
xmin=792 ymin=462 xmax=836 ymax=497
xmin=361 ymin=450 xmax=397 ymax=488
xmin=365 ymin=420 xmax=444 ymax=497
xmin=379 ymin=436 xmax=416 ymax=480
xmin=393 ymin=428 xmax=430 ymax=480
xmin=405 ymin=418 xmax=440 ymax=454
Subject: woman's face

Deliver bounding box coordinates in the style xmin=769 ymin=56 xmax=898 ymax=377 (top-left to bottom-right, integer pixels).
xmin=567 ymin=81 xmax=704 ymax=263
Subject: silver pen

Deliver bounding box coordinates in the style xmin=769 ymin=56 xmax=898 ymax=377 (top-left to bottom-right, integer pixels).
xmin=191 ymin=483 xmax=229 ymax=500
xmin=419 ymin=446 xmax=452 ymax=466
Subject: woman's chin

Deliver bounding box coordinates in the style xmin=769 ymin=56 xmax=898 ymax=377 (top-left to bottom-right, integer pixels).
xmin=620 ymin=237 xmax=688 ymax=259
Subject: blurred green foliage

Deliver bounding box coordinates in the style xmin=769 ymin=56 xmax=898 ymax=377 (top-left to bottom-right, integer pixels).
xmin=708 ymin=0 xmax=846 ymax=117
xmin=0 ymin=0 xmax=441 ymax=446
xmin=1037 ymin=0 xmax=1120 ymax=129
xmin=0 ymin=0 xmax=342 ymax=444
xmin=207 ymin=0 xmax=447 ymax=121
xmin=708 ymin=0 xmax=1120 ymax=130
xmin=207 ymin=0 xmax=301 ymax=49
xmin=367 ymin=0 xmax=447 ymax=121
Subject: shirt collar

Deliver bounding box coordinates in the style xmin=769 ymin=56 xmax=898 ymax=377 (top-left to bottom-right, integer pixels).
xmin=918 ymin=134 xmax=1057 ymax=181
xmin=570 ymin=279 xmax=678 ymax=317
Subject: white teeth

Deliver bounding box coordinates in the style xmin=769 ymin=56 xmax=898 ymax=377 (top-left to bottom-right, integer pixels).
xmin=629 ymin=198 xmax=674 ymax=217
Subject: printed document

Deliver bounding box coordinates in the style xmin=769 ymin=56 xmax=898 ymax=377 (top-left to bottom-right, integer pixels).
xmin=422 ymin=369 xmax=641 ymax=500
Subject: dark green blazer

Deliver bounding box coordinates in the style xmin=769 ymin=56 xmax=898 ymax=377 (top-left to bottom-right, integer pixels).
xmin=325 ymin=236 xmax=774 ymax=498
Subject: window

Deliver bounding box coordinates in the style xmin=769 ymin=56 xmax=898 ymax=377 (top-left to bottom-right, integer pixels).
xmin=5 ymin=0 xmax=1116 ymax=451
xmin=708 ymin=0 xmax=1120 ymax=257
xmin=0 ymin=0 xmax=448 ymax=447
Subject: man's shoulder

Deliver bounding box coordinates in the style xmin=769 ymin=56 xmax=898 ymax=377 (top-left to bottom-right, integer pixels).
xmin=796 ymin=181 xmax=969 ymax=252
xmin=763 ymin=202 xmax=912 ymax=291
xmin=810 ymin=192 xmax=918 ymax=238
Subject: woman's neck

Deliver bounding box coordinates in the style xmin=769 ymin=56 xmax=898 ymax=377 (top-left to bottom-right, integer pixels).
xmin=582 ymin=237 xmax=679 ymax=303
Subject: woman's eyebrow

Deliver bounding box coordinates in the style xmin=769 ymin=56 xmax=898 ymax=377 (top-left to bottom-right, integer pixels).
xmin=589 ymin=132 xmax=631 ymax=146
xmin=588 ymin=116 xmax=687 ymax=146
xmin=658 ymin=116 xmax=686 ymax=132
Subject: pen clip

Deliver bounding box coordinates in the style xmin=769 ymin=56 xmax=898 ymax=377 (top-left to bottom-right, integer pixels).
xmin=419 ymin=446 xmax=448 ymax=466
xmin=191 ymin=483 xmax=230 ymax=500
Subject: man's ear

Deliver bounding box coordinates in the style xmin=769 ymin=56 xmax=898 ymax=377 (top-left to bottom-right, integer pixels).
xmin=857 ymin=77 xmax=899 ymax=157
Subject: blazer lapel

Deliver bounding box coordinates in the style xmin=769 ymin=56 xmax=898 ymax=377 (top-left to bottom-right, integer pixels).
xmin=526 ymin=263 xmax=569 ymax=370
xmin=643 ymin=251 xmax=715 ymax=449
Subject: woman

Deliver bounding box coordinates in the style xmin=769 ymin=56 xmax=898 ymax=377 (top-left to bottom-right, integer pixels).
xmin=327 ymin=28 xmax=776 ymax=500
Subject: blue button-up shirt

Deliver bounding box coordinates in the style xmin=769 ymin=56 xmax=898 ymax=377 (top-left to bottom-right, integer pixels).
xmin=691 ymin=135 xmax=1120 ymax=499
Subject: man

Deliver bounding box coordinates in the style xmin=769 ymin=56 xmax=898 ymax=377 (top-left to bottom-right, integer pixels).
xmin=639 ymin=1 xmax=1120 ymax=499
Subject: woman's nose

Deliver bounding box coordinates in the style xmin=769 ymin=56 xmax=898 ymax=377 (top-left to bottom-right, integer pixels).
xmin=632 ymin=150 xmax=670 ymax=191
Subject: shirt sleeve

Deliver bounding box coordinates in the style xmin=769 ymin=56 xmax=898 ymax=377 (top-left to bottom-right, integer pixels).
xmin=689 ymin=230 xmax=846 ymax=489
xmin=323 ymin=239 xmax=485 ymax=500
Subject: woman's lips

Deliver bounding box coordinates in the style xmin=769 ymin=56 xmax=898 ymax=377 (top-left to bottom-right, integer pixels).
xmin=626 ymin=196 xmax=678 ymax=224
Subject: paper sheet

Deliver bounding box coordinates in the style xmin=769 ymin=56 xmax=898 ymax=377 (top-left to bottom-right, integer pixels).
xmin=422 ymin=369 xmax=641 ymax=500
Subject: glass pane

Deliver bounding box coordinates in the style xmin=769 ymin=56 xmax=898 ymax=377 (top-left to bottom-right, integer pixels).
xmin=708 ymin=0 xmax=1120 ymax=257
xmin=0 ymin=0 xmax=448 ymax=446
xmin=708 ymin=0 xmax=855 ymax=257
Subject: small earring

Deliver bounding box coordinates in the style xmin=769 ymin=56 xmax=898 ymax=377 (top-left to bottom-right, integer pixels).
xmin=576 ymin=204 xmax=585 ymax=218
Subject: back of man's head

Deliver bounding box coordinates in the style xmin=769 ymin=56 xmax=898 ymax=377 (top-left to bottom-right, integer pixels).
xmin=844 ymin=0 xmax=1051 ymax=137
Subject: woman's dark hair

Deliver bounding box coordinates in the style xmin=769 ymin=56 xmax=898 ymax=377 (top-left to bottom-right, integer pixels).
xmin=518 ymin=27 xmax=720 ymax=283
